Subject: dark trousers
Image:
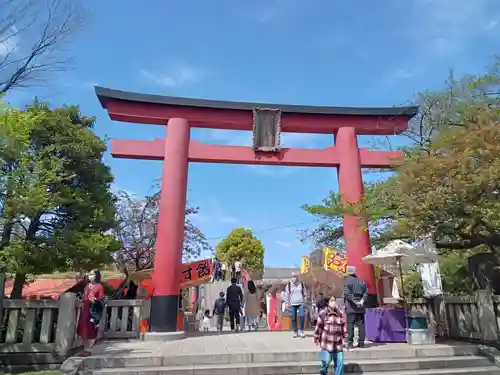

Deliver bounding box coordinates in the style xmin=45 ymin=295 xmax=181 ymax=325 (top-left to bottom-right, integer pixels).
xmin=228 ymin=305 xmax=241 ymax=331
xmin=216 ymin=313 xmax=224 ymax=332
xmin=214 ymin=269 xmax=221 ymax=281
xmin=235 ymin=271 xmax=241 ymax=283
xmin=347 ymin=312 xmax=365 ymax=344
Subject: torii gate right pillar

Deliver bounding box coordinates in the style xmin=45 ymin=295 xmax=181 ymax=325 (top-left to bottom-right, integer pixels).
xmin=336 ymin=127 xmax=376 ymax=294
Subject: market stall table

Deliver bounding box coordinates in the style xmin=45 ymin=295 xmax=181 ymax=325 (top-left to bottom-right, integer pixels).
xmin=365 ymin=308 xmax=406 ymax=343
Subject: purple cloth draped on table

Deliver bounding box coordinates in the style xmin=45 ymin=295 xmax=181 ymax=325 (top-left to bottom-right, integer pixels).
xmin=365 ymin=308 xmax=407 ymax=343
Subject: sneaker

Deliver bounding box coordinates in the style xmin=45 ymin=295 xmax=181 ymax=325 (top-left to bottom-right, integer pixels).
xmin=299 ymin=330 xmax=305 ymax=338
xmin=347 ymin=343 xmax=354 ymax=350
xmin=357 ymin=342 xmax=365 ymax=348
xmin=293 ymin=331 xmax=299 ymax=338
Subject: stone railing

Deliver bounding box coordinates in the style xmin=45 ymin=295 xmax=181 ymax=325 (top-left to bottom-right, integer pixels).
xmin=96 ymin=299 xmax=145 ymax=339
xmin=1 ymin=298 xmax=61 ymax=353
xmin=1 ymin=291 xmax=148 ymax=359
xmin=407 ymin=290 xmax=500 ymax=342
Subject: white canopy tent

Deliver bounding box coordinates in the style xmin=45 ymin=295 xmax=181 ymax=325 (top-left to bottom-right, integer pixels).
xmin=363 ymin=240 xmax=438 ymax=266
xmin=362 ymin=240 xmax=439 ymax=342
xmin=362 ymin=240 xmax=438 ymax=299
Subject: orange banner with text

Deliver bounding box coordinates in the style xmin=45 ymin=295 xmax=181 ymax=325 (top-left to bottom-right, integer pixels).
xmin=179 ymin=258 xmax=213 ymax=288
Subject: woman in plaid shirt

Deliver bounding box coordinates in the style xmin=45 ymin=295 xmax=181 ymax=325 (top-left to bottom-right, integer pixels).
xmin=313 ymin=296 xmax=348 ymax=375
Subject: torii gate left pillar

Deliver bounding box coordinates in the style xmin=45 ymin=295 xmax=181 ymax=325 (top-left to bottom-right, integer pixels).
xmin=150 ymin=118 xmax=190 ymax=332
xmin=95 ymin=86 xmax=418 ymax=333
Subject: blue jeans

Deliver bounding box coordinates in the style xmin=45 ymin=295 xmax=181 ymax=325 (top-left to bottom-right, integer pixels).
xmin=291 ymin=304 xmax=305 ymax=331
xmin=319 ymin=350 xmax=344 ymax=375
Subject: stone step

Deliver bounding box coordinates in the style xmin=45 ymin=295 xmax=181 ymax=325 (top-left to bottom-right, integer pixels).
xmin=79 ymin=345 xmax=481 ymax=369
xmin=90 ymin=358 xmax=497 ymax=375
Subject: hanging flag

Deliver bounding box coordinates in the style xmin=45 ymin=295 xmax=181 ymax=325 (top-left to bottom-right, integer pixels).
xmin=323 ymin=248 xmax=348 ymax=275
xmin=301 ymin=256 xmax=310 ymax=274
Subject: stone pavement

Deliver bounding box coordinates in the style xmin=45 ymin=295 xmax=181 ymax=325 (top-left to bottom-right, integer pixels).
xmin=87 ymin=330 xmax=463 ymax=357
xmin=59 ymin=330 xmax=500 ymax=374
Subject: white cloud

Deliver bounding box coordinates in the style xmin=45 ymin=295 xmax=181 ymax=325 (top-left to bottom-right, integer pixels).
xmin=81 ymin=81 xmax=100 ymax=90
xmin=484 ymin=19 xmax=498 ymax=32
xmin=239 ymin=0 xmax=302 ymax=24
xmin=381 ymin=67 xmax=423 ymax=89
xmin=408 ymin=0 xmax=499 ymax=57
xmin=275 ymin=240 xmax=292 ymax=248
xmin=193 ymin=198 xmax=239 ymax=225
xmin=0 ymin=28 xmax=19 ymax=57
xmin=140 ymin=63 xmax=203 ymax=88
xmin=391 ymin=69 xmax=416 ymax=81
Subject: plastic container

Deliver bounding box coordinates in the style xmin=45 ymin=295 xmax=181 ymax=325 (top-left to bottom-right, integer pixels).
xmin=407 ymin=315 xmax=428 ymax=329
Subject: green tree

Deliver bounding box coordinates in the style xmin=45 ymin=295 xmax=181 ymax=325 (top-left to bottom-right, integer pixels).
xmin=215 ymin=228 xmax=265 ymax=274
xmin=0 ymin=100 xmax=120 ymax=297
xmin=302 ymin=58 xmax=500 ymax=256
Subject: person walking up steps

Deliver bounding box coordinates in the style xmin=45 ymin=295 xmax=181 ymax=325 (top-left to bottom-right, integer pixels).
xmin=212 ymin=291 xmax=227 ymax=333
xmin=244 ymin=280 xmax=261 ymax=331
xmin=213 ymin=257 xmax=221 ymax=282
xmin=226 ymin=277 xmax=244 ymax=332
xmin=284 ymin=274 xmax=308 ymax=338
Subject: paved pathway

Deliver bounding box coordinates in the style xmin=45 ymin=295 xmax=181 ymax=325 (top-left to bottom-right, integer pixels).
xmin=88 ymin=330 xmax=466 ymax=357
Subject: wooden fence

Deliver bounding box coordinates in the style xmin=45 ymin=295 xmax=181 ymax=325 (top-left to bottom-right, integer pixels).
xmin=408 ymin=290 xmax=500 ymax=342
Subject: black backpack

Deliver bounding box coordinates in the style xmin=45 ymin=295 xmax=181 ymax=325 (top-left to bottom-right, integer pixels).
xmin=214 ymin=298 xmax=226 ymax=314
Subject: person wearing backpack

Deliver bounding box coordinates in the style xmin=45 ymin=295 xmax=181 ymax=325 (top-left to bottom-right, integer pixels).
xmin=212 ymin=291 xmax=227 ymax=333
xmin=284 ymin=274 xmax=308 ymax=338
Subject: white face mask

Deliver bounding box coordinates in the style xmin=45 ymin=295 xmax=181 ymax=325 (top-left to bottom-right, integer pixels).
xmin=88 ymin=273 xmax=96 ymax=283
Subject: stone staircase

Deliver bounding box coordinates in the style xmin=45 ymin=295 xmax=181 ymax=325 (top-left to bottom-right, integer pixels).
xmin=67 ymin=342 xmax=499 ymax=375
xmin=199 ymin=280 xmax=232 ymax=312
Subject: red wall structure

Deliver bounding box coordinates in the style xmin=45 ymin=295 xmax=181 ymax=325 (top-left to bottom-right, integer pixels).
xmin=95 ymin=86 xmax=418 ymax=333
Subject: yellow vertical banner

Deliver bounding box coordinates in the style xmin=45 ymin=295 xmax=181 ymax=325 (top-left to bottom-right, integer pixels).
xmin=301 ymin=256 xmax=310 ymax=274
xmin=322 ymin=248 xmax=348 ymax=275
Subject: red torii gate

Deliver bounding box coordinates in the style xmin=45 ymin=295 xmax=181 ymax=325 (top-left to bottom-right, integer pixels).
xmin=95 ymin=86 xmax=418 ymax=333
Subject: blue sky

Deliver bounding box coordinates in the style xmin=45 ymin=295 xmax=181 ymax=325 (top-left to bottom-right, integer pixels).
xmin=4 ymin=0 xmax=500 ymax=267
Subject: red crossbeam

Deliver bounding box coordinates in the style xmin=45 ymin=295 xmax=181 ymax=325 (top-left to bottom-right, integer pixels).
xmin=106 ymin=100 xmax=409 ymax=135
xmin=111 ymin=139 xmax=401 ymax=168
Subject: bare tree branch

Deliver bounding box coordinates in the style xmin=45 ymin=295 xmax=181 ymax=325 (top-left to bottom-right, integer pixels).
xmin=0 ymin=0 xmax=86 ymax=94
xmin=113 ymin=189 xmax=213 ymax=271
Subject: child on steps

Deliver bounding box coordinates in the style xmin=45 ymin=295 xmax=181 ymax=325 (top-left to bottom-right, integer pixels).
xmin=313 ymin=296 xmax=348 ymax=375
